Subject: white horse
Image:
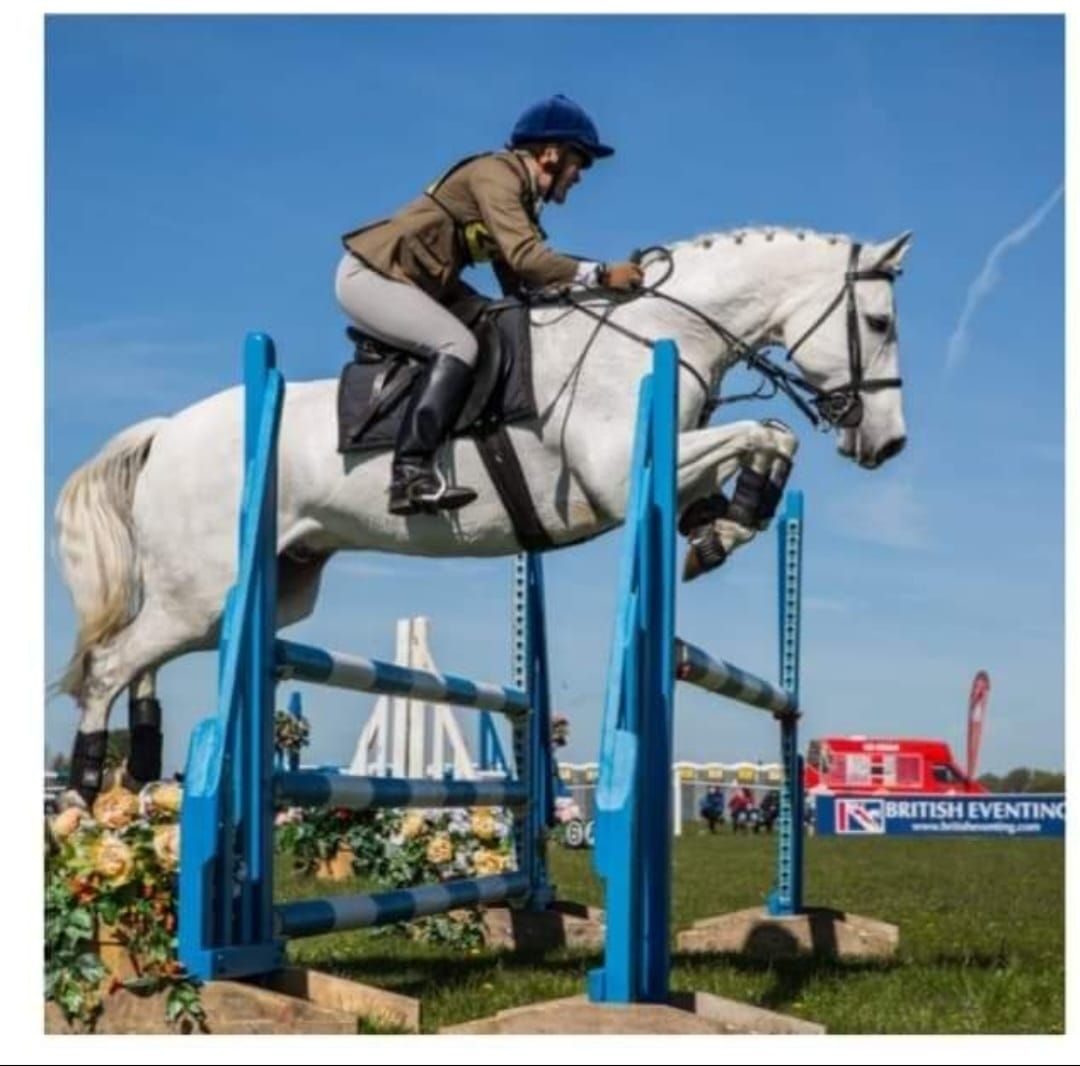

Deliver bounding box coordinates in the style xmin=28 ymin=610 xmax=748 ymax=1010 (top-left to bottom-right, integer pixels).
xmin=54 ymin=226 xmax=911 ymax=804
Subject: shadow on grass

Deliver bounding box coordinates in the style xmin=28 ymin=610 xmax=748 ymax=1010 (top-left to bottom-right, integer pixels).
xmin=673 ymin=948 xmax=893 ymax=1012
xmin=289 ymin=942 xmax=601 ymax=1001
xmin=673 ymin=943 xmax=1018 ymax=1014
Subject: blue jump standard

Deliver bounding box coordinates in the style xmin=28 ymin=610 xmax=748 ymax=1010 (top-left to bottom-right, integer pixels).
xmin=178 ymin=332 xmax=557 ymax=984
xmin=588 ymin=339 xmax=807 ymax=1006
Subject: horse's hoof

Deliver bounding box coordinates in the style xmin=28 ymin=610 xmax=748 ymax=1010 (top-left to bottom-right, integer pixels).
xmin=682 ymin=523 xmax=729 ymax=582
xmin=682 ymin=518 xmax=759 ymax=581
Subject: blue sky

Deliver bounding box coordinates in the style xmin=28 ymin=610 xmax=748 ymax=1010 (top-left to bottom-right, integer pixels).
xmin=43 ymin=14 xmax=1064 ymax=777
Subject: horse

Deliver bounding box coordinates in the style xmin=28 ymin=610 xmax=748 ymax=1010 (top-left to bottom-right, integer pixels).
xmin=53 ymin=226 xmax=911 ymax=806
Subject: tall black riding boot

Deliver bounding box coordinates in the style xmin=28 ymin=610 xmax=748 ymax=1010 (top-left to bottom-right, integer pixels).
xmin=388 ymin=353 xmax=479 ymax=516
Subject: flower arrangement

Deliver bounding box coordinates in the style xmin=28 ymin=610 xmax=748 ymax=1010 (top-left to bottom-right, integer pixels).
xmin=44 ymin=781 xmax=203 ymax=1033
xmin=276 ymin=804 xmax=392 ymax=879
xmin=275 ymin=801 xmax=517 ymax=948
xmin=377 ymin=806 xmax=516 ymax=949
xmin=274 ymin=708 xmax=311 ymax=760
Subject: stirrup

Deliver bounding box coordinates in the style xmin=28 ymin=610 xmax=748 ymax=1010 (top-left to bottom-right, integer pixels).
xmin=388 ymin=466 xmax=477 ymax=517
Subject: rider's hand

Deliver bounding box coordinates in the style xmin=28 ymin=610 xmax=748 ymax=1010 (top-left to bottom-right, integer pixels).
xmin=601 ymin=261 xmax=644 ymax=290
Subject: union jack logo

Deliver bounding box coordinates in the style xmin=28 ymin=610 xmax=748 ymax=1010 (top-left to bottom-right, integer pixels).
xmin=836 ymin=798 xmax=885 ymax=834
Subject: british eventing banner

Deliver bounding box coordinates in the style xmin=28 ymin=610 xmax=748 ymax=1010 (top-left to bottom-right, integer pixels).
xmin=815 ymin=793 xmax=1064 ymax=837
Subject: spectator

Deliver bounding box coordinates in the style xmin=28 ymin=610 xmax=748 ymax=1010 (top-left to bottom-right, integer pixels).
xmin=729 ymin=786 xmax=755 ymax=834
xmin=699 ymin=786 xmax=725 ymax=834
xmin=759 ymin=789 xmax=780 ymax=833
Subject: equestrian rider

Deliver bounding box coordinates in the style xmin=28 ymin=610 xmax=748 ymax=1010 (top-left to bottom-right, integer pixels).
xmin=336 ymin=93 xmax=644 ymax=517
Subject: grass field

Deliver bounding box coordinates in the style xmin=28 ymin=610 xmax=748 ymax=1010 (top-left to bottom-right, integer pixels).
xmin=278 ymin=829 xmax=1064 ymax=1034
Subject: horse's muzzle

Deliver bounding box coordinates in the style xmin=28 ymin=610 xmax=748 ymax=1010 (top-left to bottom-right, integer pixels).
xmin=837 ymin=432 xmax=906 ymax=469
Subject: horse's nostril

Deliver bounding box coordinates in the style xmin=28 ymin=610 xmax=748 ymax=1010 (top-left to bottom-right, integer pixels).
xmin=876 ymin=436 xmax=907 ymax=464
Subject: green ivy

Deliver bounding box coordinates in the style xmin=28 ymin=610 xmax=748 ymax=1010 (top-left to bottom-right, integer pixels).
xmin=44 ymin=807 xmax=206 ymax=1033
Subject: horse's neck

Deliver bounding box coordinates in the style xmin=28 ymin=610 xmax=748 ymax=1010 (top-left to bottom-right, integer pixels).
xmin=633 ymin=234 xmax=841 ymax=379
xmin=527 ymin=231 xmax=841 ymax=431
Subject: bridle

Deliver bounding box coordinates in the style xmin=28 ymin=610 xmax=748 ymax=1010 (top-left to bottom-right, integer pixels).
xmin=779 ymin=241 xmax=903 ymax=429
xmin=547 ymin=240 xmax=903 ymax=431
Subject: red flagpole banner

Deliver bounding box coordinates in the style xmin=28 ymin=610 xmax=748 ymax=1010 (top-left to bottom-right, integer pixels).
xmin=966 ymin=670 xmax=991 ymax=782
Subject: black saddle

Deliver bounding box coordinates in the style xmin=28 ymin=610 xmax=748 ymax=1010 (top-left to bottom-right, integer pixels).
xmin=337 ymin=299 xmax=536 ymax=454
xmin=337 ymin=297 xmax=567 ymax=552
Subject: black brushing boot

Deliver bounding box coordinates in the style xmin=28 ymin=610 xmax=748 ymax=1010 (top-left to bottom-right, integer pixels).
xmin=128 ymin=695 xmax=163 ymax=784
xmin=388 ymin=353 xmax=478 ymax=516
xmin=68 ymin=730 xmax=108 ymax=806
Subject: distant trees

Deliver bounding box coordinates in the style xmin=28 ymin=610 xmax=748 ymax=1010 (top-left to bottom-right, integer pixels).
xmin=977 ymin=767 xmax=1065 ymax=793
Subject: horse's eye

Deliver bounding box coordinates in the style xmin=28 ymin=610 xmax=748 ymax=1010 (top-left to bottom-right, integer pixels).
xmin=864 ymin=313 xmax=891 ymax=335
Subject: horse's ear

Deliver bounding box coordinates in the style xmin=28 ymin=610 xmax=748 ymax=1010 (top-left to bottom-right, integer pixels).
xmin=873 ymin=230 xmax=913 ymax=273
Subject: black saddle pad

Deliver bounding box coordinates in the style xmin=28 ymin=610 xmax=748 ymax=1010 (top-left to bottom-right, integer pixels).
xmin=337 ymin=301 xmax=537 ymax=454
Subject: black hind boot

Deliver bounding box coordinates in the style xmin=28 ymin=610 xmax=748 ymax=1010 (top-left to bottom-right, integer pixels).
xmin=128 ymin=695 xmax=163 ymax=784
xmin=68 ymin=730 xmax=108 ymax=806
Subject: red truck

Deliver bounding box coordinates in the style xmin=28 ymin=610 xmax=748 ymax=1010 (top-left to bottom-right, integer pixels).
xmin=805 ymin=736 xmax=987 ymax=795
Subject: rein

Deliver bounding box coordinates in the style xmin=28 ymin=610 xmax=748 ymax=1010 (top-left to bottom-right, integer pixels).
xmin=539 ymin=241 xmax=902 ymax=431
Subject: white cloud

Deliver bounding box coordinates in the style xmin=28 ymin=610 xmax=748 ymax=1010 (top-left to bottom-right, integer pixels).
xmin=946 ymin=184 xmax=1064 ymax=372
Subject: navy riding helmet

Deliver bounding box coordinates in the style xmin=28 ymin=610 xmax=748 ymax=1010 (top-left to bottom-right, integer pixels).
xmin=507 ymin=94 xmax=615 ymax=166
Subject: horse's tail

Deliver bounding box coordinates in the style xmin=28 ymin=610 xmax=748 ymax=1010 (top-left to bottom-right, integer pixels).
xmin=53 ymin=417 xmax=167 ymax=700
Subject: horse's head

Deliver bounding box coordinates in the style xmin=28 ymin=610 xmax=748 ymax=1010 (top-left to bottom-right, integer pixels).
xmin=780 ymin=232 xmax=912 ymax=469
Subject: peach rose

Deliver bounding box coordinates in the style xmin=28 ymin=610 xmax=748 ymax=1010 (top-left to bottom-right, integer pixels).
xmin=153 ymin=824 xmax=180 ymax=871
xmin=92 ymin=786 xmax=140 ymax=831
xmin=425 ymin=834 xmax=453 ymax=865
xmin=470 ymin=812 xmax=497 ymax=842
xmin=143 ymin=781 xmax=182 ymax=818
xmin=401 ymin=813 xmax=426 ymax=840
xmin=472 ymin=848 xmax=506 ymax=876
xmin=92 ymin=835 xmax=135 ymax=885
xmin=50 ymin=806 xmax=86 ymax=841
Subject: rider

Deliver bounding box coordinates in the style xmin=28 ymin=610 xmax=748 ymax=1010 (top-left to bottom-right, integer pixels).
xmin=336 ymin=94 xmax=644 ymax=517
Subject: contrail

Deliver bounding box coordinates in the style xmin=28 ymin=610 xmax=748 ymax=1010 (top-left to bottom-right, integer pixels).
xmin=945 ymin=184 xmax=1064 ymax=372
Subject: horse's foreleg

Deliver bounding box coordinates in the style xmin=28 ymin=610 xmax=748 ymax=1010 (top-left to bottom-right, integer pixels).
xmin=724 ymin=418 xmax=798 ymax=530
xmin=676 ymin=419 xmax=799 ymax=581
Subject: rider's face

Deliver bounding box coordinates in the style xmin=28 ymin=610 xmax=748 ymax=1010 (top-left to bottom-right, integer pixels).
xmin=536 ymin=146 xmax=588 ymax=204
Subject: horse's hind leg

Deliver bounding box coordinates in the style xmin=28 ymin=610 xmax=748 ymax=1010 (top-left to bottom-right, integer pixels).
xmin=676 ymin=419 xmax=798 ymax=581
xmin=128 ymin=669 xmax=163 ymax=786
xmin=62 ymin=600 xmax=213 ymax=808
